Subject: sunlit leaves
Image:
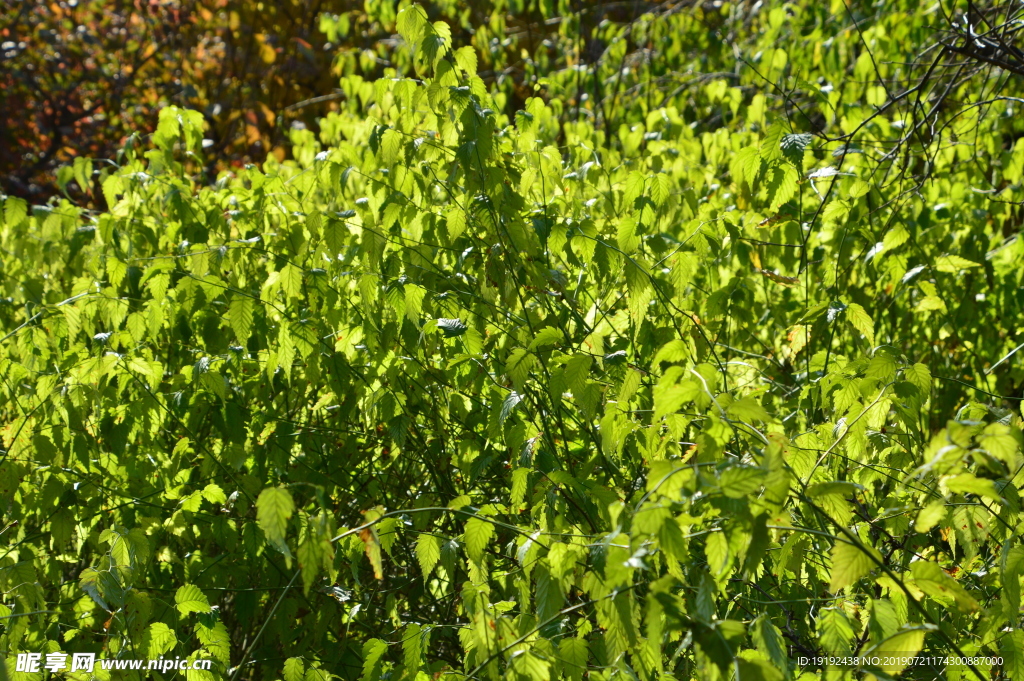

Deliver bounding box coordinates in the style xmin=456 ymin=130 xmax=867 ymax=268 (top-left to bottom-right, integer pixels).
xmin=463 ymin=516 xmax=494 ymax=564
xmin=257 ymin=487 xmax=296 ymax=556
xmin=4 ymin=3 xmax=1024 ymax=681
xmin=910 ymin=561 xmax=979 ymax=612
xmin=817 ymin=607 xmax=855 ymax=654
xmin=174 ymin=585 xmax=211 ymax=615
xmin=229 ymin=295 xmax=254 ymax=341
xmin=416 ymin=533 xmax=441 ymax=580
xmin=828 ymin=537 xmax=882 ymax=592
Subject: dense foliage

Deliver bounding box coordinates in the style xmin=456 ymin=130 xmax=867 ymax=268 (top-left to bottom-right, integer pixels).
xmin=1 ymin=0 xmax=657 ymax=202
xmin=2 ymin=1 xmax=1024 ymax=681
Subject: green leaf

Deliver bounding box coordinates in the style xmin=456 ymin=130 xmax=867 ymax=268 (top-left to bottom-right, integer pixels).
xmin=829 ymin=536 xmax=882 ymax=592
xmin=943 ymin=473 xmax=1001 ymax=502
xmin=4 ymin=196 xmax=27 ymax=226
xmin=652 ymin=340 xmax=689 ymax=365
xmin=617 ymin=214 xmax=641 ymax=252
xmin=437 ymin=317 xmax=467 ymax=337
xmin=705 ymin=532 xmax=730 ymax=575
xmin=464 ymin=516 xmax=494 ymax=563
xmin=727 ymin=396 xmax=771 ymax=422
xmin=817 ymin=607 xmax=854 ymax=654
xmin=402 ymin=623 xmax=422 ymax=671
xmin=73 ymin=156 xmax=93 ymax=193
xmin=752 ymin=616 xmax=788 ymax=672
xmin=454 ymin=45 xmax=478 ymax=75
xmin=361 ymin=638 xmax=388 ymax=681
xmin=511 ymin=468 xmax=530 ymax=507
xmin=506 ymin=348 xmax=536 ymax=389
xmin=765 ymin=164 xmax=798 ymax=210
xmin=416 ymin=533 xmax=441 ymax=579
xmin=229 ymin=295 xmax=254 ymax=341
xmin=731 ymin=146 xmax=761 ymax=186
xmin=202 ymin=483 xmax=227 ymax=505
xmin=651 ymin=173 xmax=673 ymax=206
xmin=737 ymin=653 xmax=784 ymax=681
xmin=145 ymin=622 xmax=178 ymax=658
xmin=256 ymin=486 xmax=295 ymax=548
xmin=381 ymin=129 xmax=403 ymax=164
xmin=529 ymin=326 xmax=564 ymax=350
xmin=864 ymin=627 xmax=926 ymax=675
xmin=281 ymin=263 xmax=304 ymax=299
xmin=510 ymin=651 xmax=549 ymax=680
xmin=500 ymin=391 xmax=522 ymax=424
xmin=910 ymin=560 xmax=979 ymax=612
xmin=558 ymin=638 xmax=588 ymax=681
xmin=174 ymin=584 xmax=211 ymax=615
xmin=563 ymin=354 xmax=593 ymax=395
xmin=915 ymin=501 xmax=946 ymax=533
xmin=719 ymin=465 xmax=767 ymax=499
xmin=780 ymin=132 xmax=813 ymax=165
xmin=1002 ymin=630 xmax=1024 ymax=681
xmin=284 ymin=658 xmax=305 ymax=681
xmin=846 ymin=302 xmax=875 ymax=345
xmin=760 ymin=124 xmax=785 ymax=162
xmin=934 ymin=254 xmax=980 ymax=273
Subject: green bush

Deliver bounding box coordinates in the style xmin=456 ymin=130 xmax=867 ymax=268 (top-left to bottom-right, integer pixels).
xmin=1 ymin=2 xmax=1023 ymax=681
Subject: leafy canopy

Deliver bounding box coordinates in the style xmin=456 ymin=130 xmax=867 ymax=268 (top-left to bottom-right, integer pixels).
xmin=2 ymin=2 xmax=1024 ymax=681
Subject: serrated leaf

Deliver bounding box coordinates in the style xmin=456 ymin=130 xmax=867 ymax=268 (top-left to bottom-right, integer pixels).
xmin=229 ymin=295 xmax=254 ymax=341
xmin=256 ymin=486 xmax=295 ymax=547
xmin=281 ymin=263 xmax=303 ymax=299
xmin=651 ymin=173 xmax=673 ymax=206
xmin=623 ymin=170 xmax=646 ymax=205
xmin=283 ymin=658 xmax=305 ymax=681
xmin=464 ymin=516 xmax=494 ymax=563
xmin=529 ymin=326 xmax=564 ymax=350
xmin=617 ymin=215 xmax=641 ymax=252
xmin=727 ymin=396 xmax=771 ymax=422
xmin=760 ymin=124 xmax=785 ymax=162
xmin=864 ymin=627 xmax=926 ymax=674
xmin=361 ymin=638 xmax=388 ymax=681
xmin=752 ymin=616 xmax=788 ymax=672
xmin=174 ymin=584 xmax=211 ymax=615
xmin=359 ymin=524 xmax=384 ymax=580
xmin=705 ymin=531 xmax=729 ymax=575
xmin=416 ymin=533 xmax=440 ymax=579
xmin=817 ymin=607 xmax=854 ymax=654
xmin=511 ymin=467 xmax=530 ymax=507
xmin=652 ymin=340 xmax=689 ymax=365
xmin=910 ymin=560 xmax=979 ymax=612
xmin=403 ymin=622 xmax=423 ymax=671
xmin=381 ymin=129 xmax=403 ymax=164
xmin=506 ymin=348 xmax=536 ymax=389
xmin=765 ymin=164 xmax=798 ymax=210
xmin=846 ymin=302 xmax=875 ymax=345
xmin=1002 ymin=630 xmax=1024 ymax=681
xmin=500 ymin=391 xmax=522 ymax=424
xmin=915 ymin=501 xmax=946 ymax=533
xmin=731 ymin=146 xmax=761 ymax=186
xmin=4 ymin=196 xmax=27 ymax=226
xmin=829 ymin=537 xmax=882 ymax=591
xmin=437 ymin=317 xmax=466 ymax=337
xmin=563 ymin=354 xmax=592 ymax=395
xmin=719 ymin=465 xmax=767 ymax=499
xmin=934 ymin=254 xmax=980 ymax=273
xmin=780 ymin=132 xmax=813 ymax=166
xmin=559 ymin=638 xmax=588 ymax=681
xmin=943 ymin=473 xmax=1000 ymax=502
xmin=454 ymin=45 xmax=478 ymax=75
